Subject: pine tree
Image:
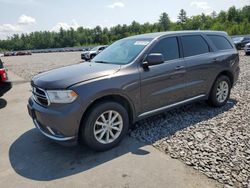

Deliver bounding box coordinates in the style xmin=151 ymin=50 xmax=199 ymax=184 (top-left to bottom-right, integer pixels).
xmin=178 ymin=9 xmax=188 ymax=24
xmin=159 ymin=12 xmax=171 ymax=31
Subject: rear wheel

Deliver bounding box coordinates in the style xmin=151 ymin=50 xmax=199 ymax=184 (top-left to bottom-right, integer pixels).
xmin=208 ymin=75 xmax=231 ymax=107
xmin=81 ymin=102 xmax=129 ymax=151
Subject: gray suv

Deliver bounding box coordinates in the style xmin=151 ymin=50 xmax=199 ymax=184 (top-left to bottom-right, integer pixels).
xmin=28 ymin=31 xmax=240 ymax=151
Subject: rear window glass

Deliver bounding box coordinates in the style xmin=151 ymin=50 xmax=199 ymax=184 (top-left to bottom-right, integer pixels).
xmin=208 ymin=35 xmax=233 ymax=50
xmin=150 ymin=37 xmax=180 ymax=61
xmin=181 ymin=35 xmax=210 ymax=57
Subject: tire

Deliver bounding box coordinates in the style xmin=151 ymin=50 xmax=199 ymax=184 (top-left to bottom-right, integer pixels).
xmin=208 ymin=75 xmax=231 ymax=107
xmin=80 ymin=102 xmax=129 ymax=151
xmin=246 ymin=52 xmax=250 ymax=56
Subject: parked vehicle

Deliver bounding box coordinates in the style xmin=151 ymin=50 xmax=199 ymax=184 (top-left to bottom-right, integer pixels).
xmin=244 ymin=43 xmax=250 ymax=55
xmin=232 ymin=36 xmax=250 ymax=50
xmin=4 ymin=52 xmax=15 ymax=57
xmin=16 ymin=51 xmax=32 ymax=56
xmin=28 ymin=31 xmax=240 ymax=151
xmin=4 ymin=51 xmax=32 ymax=56
xmin=0 ymin=59 xmax=12 ymax=96
xmin=81 ymin=45 xmax=108 ymax=61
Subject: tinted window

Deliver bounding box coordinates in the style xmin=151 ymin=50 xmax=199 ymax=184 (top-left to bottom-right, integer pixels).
xmin=208 ymin=35 xmax=233 ymax=50
xmin=243 ymin=37 xmax=250 ymax=42
xmin=99 ymin=47 xmax=106 ymax=50
xmin=150 ymin=37 xmax=179 ymax=61
xmin=182 ymin=35 xmax=210 ymax=57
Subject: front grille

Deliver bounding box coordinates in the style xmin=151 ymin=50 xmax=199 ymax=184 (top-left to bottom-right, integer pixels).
xmin=32 ymin=86 xmax=50 ymax=106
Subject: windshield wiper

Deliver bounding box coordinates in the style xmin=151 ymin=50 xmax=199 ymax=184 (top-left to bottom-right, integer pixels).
xmin=94 ymin=61 xmax=111 ymax=64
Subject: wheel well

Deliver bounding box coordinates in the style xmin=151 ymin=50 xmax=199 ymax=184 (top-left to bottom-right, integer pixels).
xmin=217 ymin=71 xmax=234 ymax=86
xmin=78 ymin=95 xmax=134 ymax=141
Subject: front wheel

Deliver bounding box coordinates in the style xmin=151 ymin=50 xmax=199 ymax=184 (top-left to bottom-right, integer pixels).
xmin=208 ymin=75 xmax=231 ymax=107
xmin=80 ymin=102 xmax=129 ymax=151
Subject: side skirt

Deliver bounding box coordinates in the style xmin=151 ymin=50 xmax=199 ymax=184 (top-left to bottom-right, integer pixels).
xmin=138 ymin=94 xmax=206 ymax=118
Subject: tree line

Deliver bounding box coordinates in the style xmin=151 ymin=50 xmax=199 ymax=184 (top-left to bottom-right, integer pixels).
xmin=0 ymin=5 xmax=250 ymax=51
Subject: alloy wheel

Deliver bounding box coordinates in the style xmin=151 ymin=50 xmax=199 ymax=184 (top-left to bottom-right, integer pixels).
xmin=94 ymin=110 xmax=123 ymax=144
xmin=216 ymin=81 xmax=229 ymax=103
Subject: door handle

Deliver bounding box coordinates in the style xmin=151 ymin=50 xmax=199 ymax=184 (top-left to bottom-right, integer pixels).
xmin=175 ymin=66 xmax=185 ymax=70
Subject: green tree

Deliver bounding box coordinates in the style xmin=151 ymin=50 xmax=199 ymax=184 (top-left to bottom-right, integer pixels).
xmin=0 ymin=5 xmax=250 ymax=52
xmin=178 ymin=9 xmax=188 ymax=24
xmin=159 ymin=12 xmax=171 ymax=31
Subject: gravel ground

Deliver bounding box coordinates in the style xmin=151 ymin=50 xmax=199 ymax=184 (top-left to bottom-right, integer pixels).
xmin=131 ymin=51 xmax=250 ymax=188
xmin=3 ymin=51 xmax=250 ymax=187
xmin=2 ymin=52 xmax=82 ymax=81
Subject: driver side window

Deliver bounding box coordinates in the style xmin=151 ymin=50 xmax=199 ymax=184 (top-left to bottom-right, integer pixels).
xmin=150 ymin=37 xmax=180 ymax=61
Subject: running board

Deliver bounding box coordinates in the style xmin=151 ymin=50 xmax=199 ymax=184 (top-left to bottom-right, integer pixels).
xmin=139 ymin=94 xmax=206 ymax=117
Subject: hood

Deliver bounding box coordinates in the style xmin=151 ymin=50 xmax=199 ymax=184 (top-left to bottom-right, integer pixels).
xmin=32 ymin=62 xmax=121 ymax=89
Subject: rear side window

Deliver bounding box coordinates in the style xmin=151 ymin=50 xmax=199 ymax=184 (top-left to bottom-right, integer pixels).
xmin=208 ymin=35 xmax=233 ymax=50
xmin=181 ymin=35 xmax=210 ymax=57
xmin=150 ymin=37 xmax=180 ymax=61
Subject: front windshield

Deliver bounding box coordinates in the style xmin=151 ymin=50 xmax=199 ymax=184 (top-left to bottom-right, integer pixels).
xmin=90 ymin=46 xmax=99 ymax=51
xmin=93 ymin=38 xmax=152 ymax=65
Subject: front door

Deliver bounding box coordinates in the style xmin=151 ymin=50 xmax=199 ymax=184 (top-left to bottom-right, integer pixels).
xmin=139 ymin=36 xmax=187 ymax=115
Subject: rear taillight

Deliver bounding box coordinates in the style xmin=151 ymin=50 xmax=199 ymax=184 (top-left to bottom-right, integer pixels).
xmin=0 ymin=68 xmax=8 ymax=81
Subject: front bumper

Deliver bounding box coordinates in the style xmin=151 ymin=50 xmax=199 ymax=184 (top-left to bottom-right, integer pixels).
xmin=33 ymin=119 xmax=75 ymax=141
xmin=27 ymin=97 xmax=83 ymax=144
xmin=81 ymin=53 xmax=90 ymax=60
xmin=0 ymin=81 xmax=12 ymax=96
xmin=244 ymin=47 xmax=250 ymax=53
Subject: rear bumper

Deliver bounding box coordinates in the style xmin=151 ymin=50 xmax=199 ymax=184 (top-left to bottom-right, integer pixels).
xmin=233 ymin=66 xmax=240 ymax=86
xmin=0 ymin=81 xmax=12 ymax=96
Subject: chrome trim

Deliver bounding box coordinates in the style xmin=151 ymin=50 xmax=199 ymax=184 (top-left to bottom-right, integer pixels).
xmin=32 ymin=86 xmax=51 ymax=106
xmin=139 ymin=94 xmax=206 ymax=117
xmin=33 ymin=119 xmax=75 ymax=141
xmin=46 ymin=126 xmax=55 ymax=135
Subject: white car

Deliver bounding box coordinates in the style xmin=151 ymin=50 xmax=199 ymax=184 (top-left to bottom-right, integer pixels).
xmin=244 ymin=42 xmax=250 ymax=55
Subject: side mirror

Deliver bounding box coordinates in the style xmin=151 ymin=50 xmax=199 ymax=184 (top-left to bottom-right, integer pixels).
xmin=143 ymin=53 xmax=164 ymax=67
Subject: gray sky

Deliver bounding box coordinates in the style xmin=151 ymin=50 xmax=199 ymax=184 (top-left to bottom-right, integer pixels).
xmin=0 ymin=0 xmax=249 ymax=39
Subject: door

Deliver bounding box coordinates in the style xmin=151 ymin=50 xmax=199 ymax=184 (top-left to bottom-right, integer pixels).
xmin=181 ymin=34 xmax=215 ymax=99
xmin=140 ymin=36 xmax=187 ymax=114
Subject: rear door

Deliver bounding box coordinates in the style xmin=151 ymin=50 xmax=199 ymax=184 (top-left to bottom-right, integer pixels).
xmin=180 ymin=34 xmax=216 ymax=99
xmin=139 ymin=36 xmax=187 ymax=114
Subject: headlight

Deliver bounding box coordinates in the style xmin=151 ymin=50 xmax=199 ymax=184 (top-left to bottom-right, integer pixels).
xmin=46 ymin=90 xmax=78 ymax=103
